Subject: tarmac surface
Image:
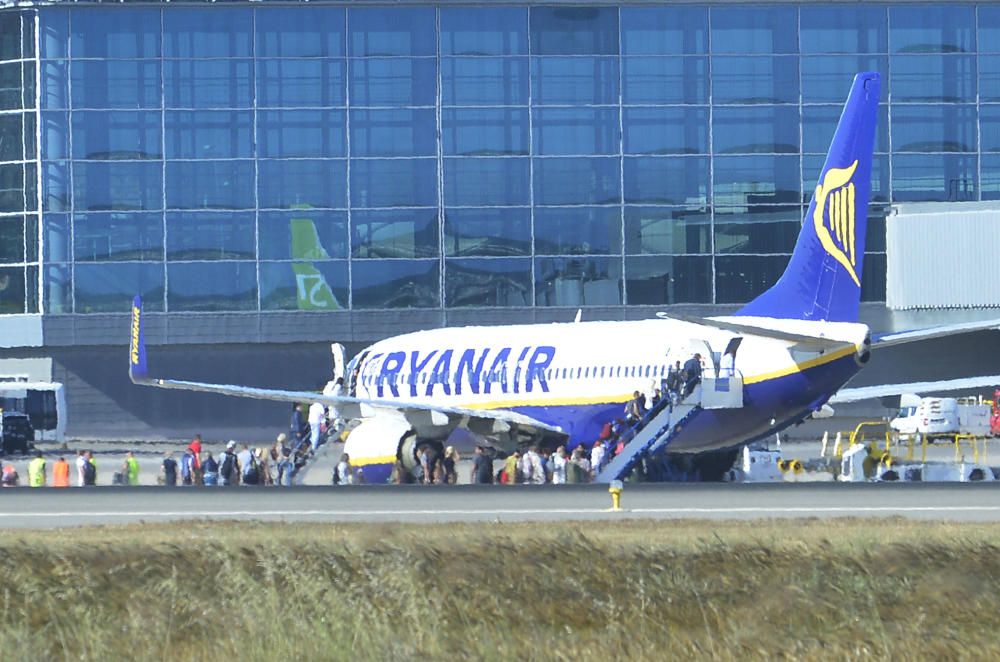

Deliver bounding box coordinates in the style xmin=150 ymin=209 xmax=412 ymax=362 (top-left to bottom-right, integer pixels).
xmin=4 ymin=482 xmax=1000 ymax=528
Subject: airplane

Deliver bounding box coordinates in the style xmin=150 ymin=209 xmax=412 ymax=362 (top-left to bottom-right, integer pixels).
xmin=128 ymin=72 xmax=1000 ymax=483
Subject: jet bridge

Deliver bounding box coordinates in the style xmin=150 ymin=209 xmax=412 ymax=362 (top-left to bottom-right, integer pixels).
xmin=593 ymin=374 xmax=744 ymax=484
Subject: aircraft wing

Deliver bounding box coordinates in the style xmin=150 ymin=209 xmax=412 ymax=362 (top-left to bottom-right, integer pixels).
xmin=872 ymin=318 xmax=1000 ymax=349
xmin=127 ymin=297 xmax=562 ymax=438
xmin=829 ymin=375 xmax=1000 ymax=403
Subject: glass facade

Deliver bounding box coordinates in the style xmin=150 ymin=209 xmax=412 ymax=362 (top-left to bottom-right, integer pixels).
xmin=4 ymin=3 xmax=1000 ymax=315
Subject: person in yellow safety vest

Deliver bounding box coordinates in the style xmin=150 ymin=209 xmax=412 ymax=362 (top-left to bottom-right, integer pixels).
xmin=125 ymin=451 xmax=140 ymax=486
xmin=27 ymin=452 xmax=46 ymax=487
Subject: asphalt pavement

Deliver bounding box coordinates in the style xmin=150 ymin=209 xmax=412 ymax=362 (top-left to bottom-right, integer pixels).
xmin=4 ymin=482 xmax=1000 ymax=528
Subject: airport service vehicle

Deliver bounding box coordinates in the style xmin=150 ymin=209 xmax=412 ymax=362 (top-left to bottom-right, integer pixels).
xmin=890 ymin=394 xmax=991 ymax=439
xmin=992 ymin=390 xmax=1000 ymax=436
xmin=127 ymin=72 xmax=1000 ymax=483
xmin=0 ymin=411 xmax=34 ymax=455
xmin=0 ymin=381 xmax=66 ymax=443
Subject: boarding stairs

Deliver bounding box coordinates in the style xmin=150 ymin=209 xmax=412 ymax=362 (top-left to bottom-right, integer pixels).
xmin=593 ymin=375 xmax=745 ymax=484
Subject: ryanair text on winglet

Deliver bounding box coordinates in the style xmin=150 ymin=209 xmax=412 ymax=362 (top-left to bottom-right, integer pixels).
xmin=130 ymin=304 xmax=141 ymax=366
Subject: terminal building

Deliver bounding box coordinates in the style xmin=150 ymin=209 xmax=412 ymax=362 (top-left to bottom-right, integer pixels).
xmin=0 ymin=0 xmax=998 ymax=438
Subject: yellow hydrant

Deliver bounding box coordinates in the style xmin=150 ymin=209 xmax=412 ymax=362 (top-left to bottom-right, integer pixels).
xmin=608 ymin=480 xmax=623 ymax=512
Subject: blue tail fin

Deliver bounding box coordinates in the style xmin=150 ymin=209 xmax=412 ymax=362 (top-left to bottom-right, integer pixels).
xmin=735 ymin=72 xmax=880 ymax=322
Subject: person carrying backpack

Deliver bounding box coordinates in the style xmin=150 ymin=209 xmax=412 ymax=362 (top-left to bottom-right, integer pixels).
xmin=242 ymin=449 xmax=260 ymax=486
xmin=218 ymin=441 xmax=240 ymax=487
xmin=201 ymin=452 xmax=219 ymax=486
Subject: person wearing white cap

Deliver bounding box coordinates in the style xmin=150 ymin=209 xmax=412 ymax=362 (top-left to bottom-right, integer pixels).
xmin=218 ymin=440 xmax=240 ymax=486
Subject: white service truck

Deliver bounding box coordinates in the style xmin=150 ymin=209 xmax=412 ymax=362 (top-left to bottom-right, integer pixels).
xmin=889 ymin=394 xmax=991 ymax=440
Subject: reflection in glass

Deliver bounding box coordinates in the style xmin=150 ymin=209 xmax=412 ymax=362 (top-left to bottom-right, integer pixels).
xmin=42 ymin=162 xmax=69 ymax=212
xmin=622 ymin=57 xmax=708 ymax=105
xmin=624 ymin=207 xmax=711 ymax=255
xmin=862 ymin=253 xmax=887 ymax=303
xmin=41 ymin=61 xmax=67 ymax=110
xmin=0 ymin=162 xmax=23 ymax=213
xmin=446 ymin=258 xmax=531 ymax=308
xmin=890 ymin=55 xmax=976 ymax=102
xmin=799 ymin=6 xmax=887 ymax=54
xmin=256 ymin=7 xmax=345 ymax=58
xmin=348 ymin=7 xmax=436 ymax=57
xmin=257 ymin=59 xmax=346 ymax=108
xmin=626 ymin=255 xmax=711 ymax=304
xmin=167 ymin=261 xmax=257 ymax=312
xmin=713 ymin=155 xmax=801 ymax=207
xmin=889 ymin=5 xmax=975 ymax=53
xmin=442 ymin=108 xmax=528 ymax=156
xmin=444 ymin=158 xmax=530 ymax=207
xmin=0 ymin=113 xmax=22 ymax=162
xmin=41 ymin=111 xmax=68 ymax=160
xmin=74 ymin=212 xmax=163 ymax=261
xmin=803 ymin=154 xmax=890 ymax=204
xmin=534 ymin=207 xmax=621 ymax=255
xmin=0 ymin=215 xmax=22 ymax=263
xmin=71 ymin=60 xmax=160 ymax=109
xmin=350 ymin=58 xmax=437 ymax=107
xmin=715 ymin=255 xmax=787 ymax=303
xmin=74 ymin=161 xmax=162 ymax=211
xmin=444 ymin=208 xmax=531 ymax=257
xmin=980 ymin=7 xmax=1000 ymax=55
xmin=350 ymin=159 xmax=437 ymax=208
xmin=44 ymin=265 xmax=71 ymax=314
xmin=164 ymin=8 xmax=252 ymax=58
xmin=351 ymin=259 xmax=439 ymax=309
xmin=258 ymin=159 xmax=347 ymax=210
xmin=75 ymin=262 xmax=164 ymax=313
xmin=0 ymin=265 xmax=24 ymax=313
xmin=71 ymin=8 xmax=161 ymax=58
xmin=441 ymin=57 xmax=528 ymax=106
xmin=977 ymin=155 xmax=1000 ymax=200
xmin=711 ymin=5 xmax=797 ymax=54
xmin=532 ymin=108 xmax=619 ymax=156
xmin=531 ymin=57 xmax=618 ymax=106
xmin=440 ymin=7 xmax=527 ymax=56
xmin=259 ymin=210 xmax=348 ymax=261
xmin=981 ymin=56 xmax=1000 ymax=102
xmin=165 ymin=110 xmax=252 ymax=159
xmin=533 ymin=157 xmax=619 ymax=206
xmin=802 ymin=105 xmax=890 ymax=154
xmin=351 ymin=209 xmax=439 ymax=259
xmin=350 ymin=109 xmax=437 ymax=158
xmin=165 ymin=212 xmax=255 ymax=260
xmin=623 ymin=107 xmax=708 ymax=155
xmin=535 ymin=257 xmax=621 ymax=307
xmin=891 ymin=105 xmax=977 ymax=152
xmin=73 ymin=110 xmax=161 ymax=160
xmin=529 ymin=6 xmax=619 ymax=56
xmin=621 ymin=6 xmax=708 ymax=55
xmin=44 ymin=213 xmax=70 ymax=262
xmin=164 ymin=60 xmax=252 ymax=109
xmin=712 ymin=106 xmax=799 ymax=154
xmin=892 ymin=154 xmax=977 ymax=202
xmin=623 ymin=157 xmax=709 ymax=205
xmin=165 ymin=161 xmax=254 ymax=210
xmin=714 ymin=207 xmax=801 ymax=255
xmin=260 ymin=261 xmax=348 ymax=311
xmin=979 ymin=106 xmax=1000 ymax=152
xmin=40 ymin=10 xmax=68 ymax=60
xmin=712 ymin=56 xmax=799 ymax=104
xmin=258 ymin=110 xmax=345 ymax=159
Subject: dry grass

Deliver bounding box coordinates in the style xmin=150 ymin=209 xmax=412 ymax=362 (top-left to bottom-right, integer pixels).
xmin=2 ymin=519 xmax=1000 ymax=660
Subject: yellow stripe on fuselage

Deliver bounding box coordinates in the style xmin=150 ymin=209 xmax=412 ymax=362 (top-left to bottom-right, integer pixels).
xmin=741 ymin=343 xmax=859 ymax=385
xmin=350 ymin=454 xmax=396 ymax=467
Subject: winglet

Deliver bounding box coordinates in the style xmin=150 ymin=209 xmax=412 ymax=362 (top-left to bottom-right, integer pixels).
xmin=129 ymin=295 xmax=149 ymax=383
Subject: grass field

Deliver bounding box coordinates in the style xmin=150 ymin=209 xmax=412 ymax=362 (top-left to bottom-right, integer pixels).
xmin=3 ymin=519 xmax=1000 ymax=660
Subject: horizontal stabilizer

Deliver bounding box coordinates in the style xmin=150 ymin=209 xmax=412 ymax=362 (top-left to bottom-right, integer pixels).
xmin=830 ymin=375 xmax=1000 ymax=403
xmin=873 ymin=319 xmax=1000 ymax=349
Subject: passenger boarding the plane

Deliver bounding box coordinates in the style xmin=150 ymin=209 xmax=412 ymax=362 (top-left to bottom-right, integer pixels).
xmin=665 ymin=361 xmax=684 ymax=404
xmin=682 ymin=354 xmax=703 ymax=397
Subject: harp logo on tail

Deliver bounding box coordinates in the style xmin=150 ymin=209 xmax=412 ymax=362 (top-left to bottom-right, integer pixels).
xmin=813 ymin=160 xmax=860 ymax=287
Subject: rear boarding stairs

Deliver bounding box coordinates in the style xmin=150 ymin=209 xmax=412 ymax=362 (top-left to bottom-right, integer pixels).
xmin=593 ymin=374 xmax=745 ymax=483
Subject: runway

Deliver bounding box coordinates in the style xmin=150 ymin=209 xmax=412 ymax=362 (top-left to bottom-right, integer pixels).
xmin=4 ymin=483 xmax=1000 ymax=528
